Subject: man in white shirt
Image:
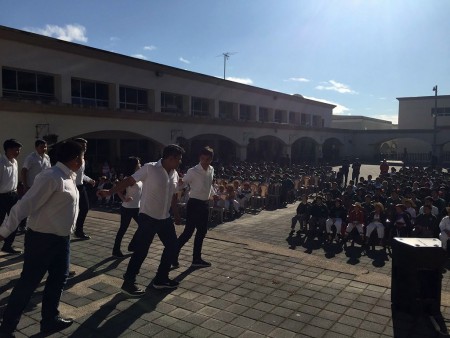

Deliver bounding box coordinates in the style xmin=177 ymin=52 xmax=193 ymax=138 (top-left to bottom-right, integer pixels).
xmin=173 ymin=146 xmax=215 ymax=268
xmin=18 ymin=139 xmax=51 ymax=232
xmin=98 ymin=144 xmax=185 ymax=297
xmin=0 ymin=138 xmax=23 ymax=254
xmin=21 ymin=139 xmax=51 ymax=191
xmin=73 ymin=138 xmax=95 ymax=239
xmin=0 ymin=140 xmax=84 ymax=337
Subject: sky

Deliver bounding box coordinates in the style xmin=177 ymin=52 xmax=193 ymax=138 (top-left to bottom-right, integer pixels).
xmin=2 ymin=0 xmax=450 ymax=124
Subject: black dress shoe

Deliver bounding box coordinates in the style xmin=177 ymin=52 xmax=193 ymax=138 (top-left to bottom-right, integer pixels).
xmin=1 ymin=247 xmax=22 ymax=254
xmin=0 ymin=326 xmax=15 ymax=338
xmin=40 ymin=316 xmax=73 ymax=333
xmin=112 ymin=249 xmax=124 ymax=258
xmin=74 ymin=232 xmax=91 ymax=240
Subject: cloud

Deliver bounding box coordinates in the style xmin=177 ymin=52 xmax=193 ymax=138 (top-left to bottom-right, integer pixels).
xmin=285 ymin=77 xmax=310 ymax=82
xmin=132 ymin=54 xmax=147 ymax=60
xmin=226 ymin=77 xmax=254 ymax=85
xmin=315 ymin=80 xmax=357 ymax=94
xmin=303 ymin=96 xmax=349 ymax=115
xmin=24 ymin=24 xmax=88 ymax=43
xmin=179 ymin=57 xmax=190 ymax=64
xmin=144 ymin=45 xmax=157 ymax=51
xmin=110 ymin=36 xmax=120 ymax=42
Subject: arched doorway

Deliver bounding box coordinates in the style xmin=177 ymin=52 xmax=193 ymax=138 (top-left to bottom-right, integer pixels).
xmin=292 ymin=137 xmax=317 ymax=164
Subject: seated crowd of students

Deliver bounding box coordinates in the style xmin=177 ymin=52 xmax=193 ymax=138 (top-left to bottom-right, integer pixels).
xmin=291 ymin=165 xmax=450 ymax=252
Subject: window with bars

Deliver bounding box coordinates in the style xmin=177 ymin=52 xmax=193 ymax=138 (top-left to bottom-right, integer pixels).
xmin=119 ymin=86 xmax=148 ymax=111
xmin=240 ymin=104 xmax=252 ymax=121
xmin=219 ymin=101 xmax=233 ymax=119
xmin=71 ymin=78 xmax=109 ymax=108
xmin=259 ymin=107 xmax=269 ymax=122
xmin=191 ymin=97 xmax=210 ymax=117
xmin=161 ymin=92 xmax=183 ymax=113
xmin=2 ymin=67 xmax=55 ymax=101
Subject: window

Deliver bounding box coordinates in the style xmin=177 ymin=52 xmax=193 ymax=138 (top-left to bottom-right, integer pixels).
xmin=161 ymin=92 xmax=183 ymax=113
xmin=2 ymin=67 xmax=55 ymax=101
xmin=191 ymin=97 xmax=210 ymax=117
xmin=71 ymin=78 xmax=109 ymax=108
xmin=259 ymin=107 xmax=269 ymax=122
xmin=219 ymin=101 xmax=233 ymax=119
xmin=274 ymin=110 xmax=284 ymax=123
xmin=240 ymin=104 xmax=252 ymax=121
xmin=289 ymin=111 xmax=297 ymax=124
xmin=119 ymin=86 xmax=148 ymax=111
xmin=312 ymin=115 xmax=321 ymax=127
xmin=431 ymin=107 xmax=450 ymax=116
xmin=301 ymin=113 xmax=310 ymax=126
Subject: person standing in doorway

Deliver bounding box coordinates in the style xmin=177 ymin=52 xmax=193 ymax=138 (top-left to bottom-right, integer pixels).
xmin=0 ymin=138 xmax=23 ymax=254
xmin=173 ymin=146 xmax=215 ymax=268
xmin=0 ymin=140 xmax=84 ymax=337
xmin=341 ymin=158 xmax=350 ymax=187
xmin=351 ymin=158 xmax=362 ymax=183
xmin=73 ymin=138 xmax=95 ymax=239
xmin=97 ymin=144 xmax=185 ymax=297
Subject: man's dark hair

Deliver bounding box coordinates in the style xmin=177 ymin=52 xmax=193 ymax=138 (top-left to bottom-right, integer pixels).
xmin=124 ymin=156 xmax=141 ymax=176
xmin=3 ymin=139 xmax=23 ymax=152
xmin=162 ymin=144 xmax=185 ymax=159
xmin=73 ymin=137 xmax=88 ymax=144
xmin=35 ymin=139 xmax=47 ymax=147
xmin=199 ymin=146 xmax=214 ymax=158
xmin=57 ymin=141 xmax=84 ymax=163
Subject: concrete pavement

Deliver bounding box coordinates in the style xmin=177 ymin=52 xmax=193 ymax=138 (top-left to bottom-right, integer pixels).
xmin=0 ymin=164 xmax=449 ymax=337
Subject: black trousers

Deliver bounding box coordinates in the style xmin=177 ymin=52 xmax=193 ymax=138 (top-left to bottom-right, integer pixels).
xmin=123 ymin=213 xmax=177 ymax=283
xmin=0 ymin=230 xmax=69 ymax=332
xmin=75 ymin=185 xmax=89 ymax=234
xmin=176 ymin=198 xmax=209 ymax=261
xmin=114 ymin=206 xmax=139 ymax=251
xmin=0 ymin=191 xmax=19 ymax=249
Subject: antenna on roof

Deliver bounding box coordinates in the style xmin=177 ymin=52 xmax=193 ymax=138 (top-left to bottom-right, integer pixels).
xmin=219 ymin=52 xmax=236 ymax=80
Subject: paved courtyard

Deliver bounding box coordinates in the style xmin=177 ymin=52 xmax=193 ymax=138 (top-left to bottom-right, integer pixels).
xmin=0 ymin=164 xmax=449 ymax=337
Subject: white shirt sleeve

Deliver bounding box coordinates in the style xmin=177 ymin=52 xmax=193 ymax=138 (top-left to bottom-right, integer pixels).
xmin=0 ymin=171 xmax=58 ymax=238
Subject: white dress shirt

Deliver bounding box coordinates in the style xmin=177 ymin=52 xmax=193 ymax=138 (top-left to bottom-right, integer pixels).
xmin=0 ymin=154 xmax=18 ymax=193
xmin=132 ymin=159 xmax=179 ymax=220
xmin=122 ymin=180 xmax=142 ymax=209
xmin=75 ymin=162 xmax=93 ymax=185
xmin=0 ymin=162 xmax=79 ymax=238
xmin=22 ymin=151 xmax=51 ymax=187
xmin=182 ymin=163 xmax=214 ymax=201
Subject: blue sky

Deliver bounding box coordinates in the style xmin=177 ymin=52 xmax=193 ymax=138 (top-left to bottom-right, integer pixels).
xmin=2 ymin=0 xmax=450 ymax=124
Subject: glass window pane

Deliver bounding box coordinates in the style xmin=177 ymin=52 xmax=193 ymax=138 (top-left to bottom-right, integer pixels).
xmin=17 ymin=71 xmax=36 ymax=92
xmin=137 ymin=90 xmax=147 ymax=104
xmin=81 ymin=81 xmax=95 ymax=98
xmin=126 ymin=88 xmax=137 ymax=103
xmin=96 ymin=83 xmax=108 ymax=100
xmin=37 ymin=74 xmax=54 ymax=94
xmin=2 ymin=69 xmax=17 ymax=90
xmin=71 ymin=79 xmax=80 ymax=97
xmin=119 ymin=86 xmax=126 ymax=101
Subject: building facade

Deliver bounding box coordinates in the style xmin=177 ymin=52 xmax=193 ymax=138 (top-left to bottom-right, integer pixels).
xmin=1 ymin=24 xmax=450 ymax=177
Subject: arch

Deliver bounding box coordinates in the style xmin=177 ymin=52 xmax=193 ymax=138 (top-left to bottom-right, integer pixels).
xmin=56 ymin=130 xmax=163 ymax=178
xmin=322 ymin=137 xmax=343 ymax=164
xmin=188 ymin=134 xmax=239 ymax=164
xmin=250 ymin=135 xmax=286 ymax=163
xmin=291 ymin=137 xmax=318 ymax=164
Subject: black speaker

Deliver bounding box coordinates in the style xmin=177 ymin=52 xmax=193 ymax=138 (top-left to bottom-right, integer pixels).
xmin=391 ymin=237 xmax=446 ymax=315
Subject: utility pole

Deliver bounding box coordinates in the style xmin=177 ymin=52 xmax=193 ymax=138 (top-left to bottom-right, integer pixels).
xmin=221 ymin=52 xmax=236 ymax=79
